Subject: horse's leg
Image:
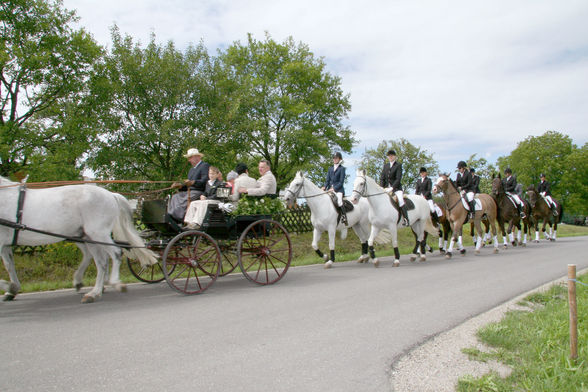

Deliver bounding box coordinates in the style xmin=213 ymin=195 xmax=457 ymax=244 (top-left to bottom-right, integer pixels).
xmin=552 ymin=221 xmax=557 ymax=241
xmin=81 ymin=245 xmax=109 ymax=303
xmin=311 ymin=228 xmax=328 ymax=262
xmin=446 ymin=222 xmax=461 ymax=259
xmin=421 ymin=231 xmax=428 ymax=260
xmin=73 ymin=244 xmax=92 ymax=291
xmin=324 ymin=226 xmax=337 ymax=268
xmin=0 ymin=246 xmax=21 ymax=301
xmin=490 ymin=218 xmax=499 ymax=253
xmin=106 ymin=246 xmax=126 ymax=292
xmin=367 ymin=225 xmax=381 ymax=267
xmin=351 ymin=224 xmax=369 ymax=263
xmin=474 ymin=219 xmax=484 ymax=254
xmin=508 ymin=221 xmax=515 ymax=246
xmin=410 ymin=228 xmax=419 ymax=262
xmin=438 ymin=229 xmax=445 ymax=253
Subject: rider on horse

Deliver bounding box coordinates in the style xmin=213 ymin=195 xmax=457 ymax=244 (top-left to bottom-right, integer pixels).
xmin=538 ymin=173 xmax=558 ymax=216
xmin=415 ymin=167 xmax=437 ymax=222
xmin=322 ymin=152 xmax=347 ymax=224
xmin=380 ymin=149 xmax=409 ymax=226
xmin=470 ymin=168 xmax=481 ymax=193
xmin=502 ymin=167 xmax=526 ymax=219
xmin=456 ymin=161 xmax=476 ymax=219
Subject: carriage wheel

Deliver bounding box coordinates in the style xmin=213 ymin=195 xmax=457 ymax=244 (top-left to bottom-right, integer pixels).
xmin=217 ymin=239 xmax=239 ymax=277
xmin=126 ymin=247 xmax=171 ymax=283
xmin=237 ymin=219 xmax=292 ymax=285
xmin=162 ymin=231 xmax=221 ymax=295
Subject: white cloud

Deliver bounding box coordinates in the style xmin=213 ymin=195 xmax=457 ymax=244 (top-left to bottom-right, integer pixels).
xmin=64 ymin=0 xmax=588 ymax=173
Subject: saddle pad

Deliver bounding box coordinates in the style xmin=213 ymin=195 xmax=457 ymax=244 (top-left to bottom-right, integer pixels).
xmin=328 ymin=193 xmax=354 ymax=212
xmin=389 ymin=195 xmax=415 ymax=210
xmin=460 ymin=198 xmax=482 ymax=211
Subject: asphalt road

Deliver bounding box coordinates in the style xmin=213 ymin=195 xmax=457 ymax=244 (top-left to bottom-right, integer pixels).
xmin=1 ymin=236 xmax=587 ymax=392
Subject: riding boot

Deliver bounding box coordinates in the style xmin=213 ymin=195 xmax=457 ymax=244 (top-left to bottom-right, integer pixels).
xmin=339 ymin=205 xmax=348 ymax=225
xmin=468 ymin=200 xmax=476 ymax=220
xmin=551 ymin=205 xmax=558 ymax=216
xmin=517 ymin=204 xmax=526 ymax=219
xmin=431 ymin=211 xmax=439 ymax=225
xmin=400 ymin=205 xmax=410 ymax=226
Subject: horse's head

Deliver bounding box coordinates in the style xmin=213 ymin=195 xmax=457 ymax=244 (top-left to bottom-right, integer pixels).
xmin=526 ymin=185 xmax=538 ymax=207
xmin=351 ymin=169 xmax=367 ymax=204
xmin=283 ymin=171 xmax=305 ymax=208
xmin=491 ymin=175 xmax=503 ymax=196
xmin=432 ymin=174 xmax=449 ymax=194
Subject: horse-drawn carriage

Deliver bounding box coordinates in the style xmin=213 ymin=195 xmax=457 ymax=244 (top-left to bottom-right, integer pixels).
xmin=127 ymin=188 xmax=293 ymax=295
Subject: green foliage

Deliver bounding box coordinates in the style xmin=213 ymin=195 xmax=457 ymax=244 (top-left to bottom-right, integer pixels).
xmin=497 ymin=131 xmax=586 ymax=215
xmin=458 ymin=274 xmax=588 ymax=392
xmin=359 ymin=138 xmax=439 ymax=191
xmin=466 ymin=153 xmax=496 ymax=194
xmin=232 ymin=195 xmax=285 ymax=216
xmin=213 ymin=33 xmax=356 ymax=189
xmin=0 ymin=0 xmax=103 ymax=180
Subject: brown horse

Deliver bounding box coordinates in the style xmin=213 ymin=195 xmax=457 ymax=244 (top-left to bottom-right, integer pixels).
xmin=527 ymin=186 xmax=563 ymax=241
xmin=433 ymin=174 xmax=499 ymax=258
xmin=491 ymin=175 xmax=531 ymax=247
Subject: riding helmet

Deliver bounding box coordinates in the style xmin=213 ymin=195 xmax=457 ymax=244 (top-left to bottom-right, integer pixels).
xmin=504 ymin=167 xmax=512 ymax=175
xmin=457 ymin=161 xmax=467 ymax=169
xmin=333 ymin=152 xmax=343 ymax=160
xmin=387 ymin=149 xmax=397 ymax=156
xmin=419 ymin=167 xmax=427 ymax=173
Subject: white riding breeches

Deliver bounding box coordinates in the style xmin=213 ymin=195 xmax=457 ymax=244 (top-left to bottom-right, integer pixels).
xmin=541 ymin=193 xmax=555 ymax=207
xmin=427 ymin=199 xmax=435 ymax=213
xmin=395 ymin=190 xmax=405 ymax=206
xmin=506 ymin=192 xmax=523 ymax=206
xmin=336 ymin=192 xmax=343 ymax=207
xmin=466 ymin=191 xmax=474 ymax=202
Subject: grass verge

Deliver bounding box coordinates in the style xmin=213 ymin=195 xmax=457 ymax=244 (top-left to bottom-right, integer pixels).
xmin=2 ymin=223 xmax=588 ymax=293
xmin=457 ymin=272 xmax=588 ymax=391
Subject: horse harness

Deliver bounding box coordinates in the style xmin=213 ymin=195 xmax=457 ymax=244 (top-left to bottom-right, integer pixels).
xmin=0 ymin=183 xmax=139 ymax=249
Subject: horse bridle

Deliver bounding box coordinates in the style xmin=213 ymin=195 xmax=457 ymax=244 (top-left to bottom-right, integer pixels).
xmin=352 ymin=175 xmax=388 ymax=198
xmin=437 ymin=177 xmax=463 ymax=212
xmin=284 ymin=177 xmax=327 ymax=200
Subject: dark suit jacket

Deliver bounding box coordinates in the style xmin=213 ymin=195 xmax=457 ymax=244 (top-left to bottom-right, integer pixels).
xmin=537 ymin=180 xmax=551 ymax=195
xmin=324 ymin=165 xmax=346 ymax=194
xmin=380 ymin=161 xmax=403 ymax=191
xmin=203 ymin=179 xmax=223 ymax=199
xmin=502 ymin=175 xmax=517 ymax=193
xmin=415 ymin=176 xmax=432 ymax=200
xmin=187 ymin=161 xmax=210 ymax=191
xmin=456 ymin=170 xmax=474 ymax=192
xmin=472 ymin=175 xmax=480 ymax=193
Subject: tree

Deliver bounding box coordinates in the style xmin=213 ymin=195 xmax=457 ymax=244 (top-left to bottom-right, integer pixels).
xmin=0 ymin=0 xmax=103 ymax=179
xmin=86 ymin=27 xmax=213 ymax=184
xmin=465 ymin=154 xmax=496 ymax=194
xmin=496 ymin=131 xmax=586 ymax=214
xmin=213 ymin=33 xmax=356 ymax=188
xmin=359 ymin=139 xmax=439 ymax=192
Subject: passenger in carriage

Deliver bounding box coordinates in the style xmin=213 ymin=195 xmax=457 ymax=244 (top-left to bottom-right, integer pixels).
xmin=502 ymin=167 xmax=526 ymax=219
xmin=225 ymin=170 xmax=238 ymax=193
xmin=321 ymin=151 xmax=347 ymax=225
xmin=238 ymin=159 xmax=277 ymax=197
xmin=415 ymin=167 xmax=437 ymax=222
xmin=183 ymin=166 xmax=223 ymax=230
xmin=470 ymin=168 xmax=481 ymax=194
xmin=538 ymin=173 xmax=558 ymax=216
xmin=167 ymin=148 xmax=210 ymax=221
xmin=456 ymin=161 xmax=476 ymax=219
xmin=230 ymin=163 xmax=258 ymax=201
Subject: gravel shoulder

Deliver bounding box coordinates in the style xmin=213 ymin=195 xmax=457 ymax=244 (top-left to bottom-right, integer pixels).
xmin=389 ymin=267 xmax=587 ymax=392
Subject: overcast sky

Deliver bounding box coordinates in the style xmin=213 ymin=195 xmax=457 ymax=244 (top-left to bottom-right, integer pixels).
xmin=64 ymin=0 xmax=588 ymax=176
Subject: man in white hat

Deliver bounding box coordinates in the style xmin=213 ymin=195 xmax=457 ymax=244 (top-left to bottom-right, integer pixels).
xmin=167 ymin=148 xmax=210 ymax=221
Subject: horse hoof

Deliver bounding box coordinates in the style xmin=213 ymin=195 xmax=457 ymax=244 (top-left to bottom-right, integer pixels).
xmin=81 ymin=295 xmax=95 ymax=304
xmin=503 ymin=245 xmax=507 ymax=249
xmin=493 ymin=248 xmax=499 ymax=254
xmin=323 ymin=254 xmax=329 ymax=261
xmin=534 ymin=240 xmax=539 ymax=243
xmin=115 ymin=283 xmax=127 ymax=293
xmin=475 ymin=249 xmax=480 ymax=254
xmin=3 ymin=293 xmax=15 ymax=301
xmin=445 ymin=252 xmax=452 ymax=259
xmin=393 ymin=259 xmax=400 ymax=267
xmin=324 ymin=260 xmax=333 ymax=269
xmin=439 ymin=249 xmax=446 ymax=254
xmin=522 ymin=243 xmax=527 ymax=247
xmin=74 ymin=283 xmax=83 ymax=292
xmin=419 ymin=256 xmax=426 ymax=262
xmin=373 ymin=259 xmax=380 ymax=268
xmin=410 ymin=255 xmax=417 ymax=262
xmin=460 ymin=249 xmax=466 ymax=255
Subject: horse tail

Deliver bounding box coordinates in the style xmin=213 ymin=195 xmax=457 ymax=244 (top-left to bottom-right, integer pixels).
xmin=112 ymin=193 xmax=159 ymax=267
xmin=374 ymin=228 xmax=394 ymax=245
xmin=424 ymin=216 xmax=439 ymax=237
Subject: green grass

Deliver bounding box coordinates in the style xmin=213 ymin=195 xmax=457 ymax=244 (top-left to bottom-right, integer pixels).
xmin=2 ymin=223 xmax=588 ymax=293
xmin=458 ymin=272 xmax=588 ymax=392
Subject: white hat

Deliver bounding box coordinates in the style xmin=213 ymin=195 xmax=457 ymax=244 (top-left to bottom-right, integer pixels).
xmin=183 ymin=148 xmax=203 ymax=158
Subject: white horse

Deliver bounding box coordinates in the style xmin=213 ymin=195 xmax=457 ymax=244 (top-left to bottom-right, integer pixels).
xmin=0 ymin=176 xmax=158 ymax=303
xmin=350 ymin=170 xmax=438 ymax=267
xmin=284 ymin=171 xmax=372 ymax=268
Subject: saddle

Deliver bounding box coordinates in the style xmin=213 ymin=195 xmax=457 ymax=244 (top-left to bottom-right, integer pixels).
xmin=388 ymin=195 xmax=415 ymax=224
xmin=328 ymin=193 xmax=354 ymax=225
